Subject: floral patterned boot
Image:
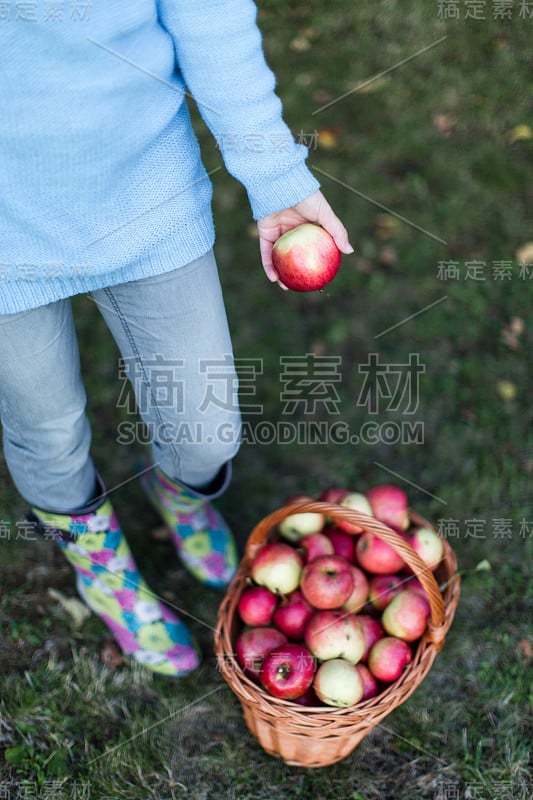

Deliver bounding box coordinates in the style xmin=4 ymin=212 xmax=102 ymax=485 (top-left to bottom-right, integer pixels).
xmin=29 ymin=497 xmax=200 ymax=677
xmin=141 ymin=464 xmax=238 ymax=589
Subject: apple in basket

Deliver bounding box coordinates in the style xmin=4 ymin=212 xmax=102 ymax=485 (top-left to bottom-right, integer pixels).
xmin=381 ymin=590 xmax=430 ymax=642
xmin=314 ymin=658 xmax=364 ymax=707
xmin=402 ymin=575 xmax=428 ymax=599
xmin=272 ymin=590 xmax=314 ymax=640
xmin=365 ymin=485 xmax=410 ymax=531
xmin=404 ymin=527 xmax=444 ymax=571
xmin=251 ymin=542 xmax=303 ymax=595
xmin=235 ymin=627 xmax=287 ymax=680
xmin=278 ymin=495 xmax=325 ymax=542
xmin=367 ymin=637 xmax=413 ymax=682
xmin=341 ymin=565 xmax=369 ymax=614
xmin=260 ymin=643 xmax=316 ymax=699
xmin=368 ymin=574 xmax=405 ymax=611
xmin=237 ymin=586 xmax=279 ymax=627
xmin=337 ymin=492 xmax=374 ymax=534
xmin=305 ymin=610 xmax=365 ymax=664
xmin=299 ymin=532 xmax=334 ymax=562
xmin=300 ymin=555 xmax=354 ymax=609
xmin=326 ymin=527 xmax=356 ymax=562
xmin=318 ymin=487 xmax=349 ymax=505
xmin=355 ymin=663 xmax=379 ymax=700
xmin=357 ymin=614 xmax=385 ymax=661
xmin=356 ymin=532 xmax=406 ymax=574
xmin=271 ymin=223 xmax=342 ymax=292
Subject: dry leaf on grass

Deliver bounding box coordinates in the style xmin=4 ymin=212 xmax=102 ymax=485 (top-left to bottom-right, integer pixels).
xmin=317 ymin=128 xmax=341 ymax=150
xmin=515 ymin=242 xmax=533 ymax=264
xmin=517 ymin=639 xmax=532 ymax=660
xmin=48 ymin=588 xmax=91 ymax=628
xmin=432 ymin=113 xmax=457 ymax=138
xmin=100 ymin=638 xmax=124 ymax=669
xmin=508 ymin=125 xmax=532 ymax=144
xmin=496 ymin=380 xmax=517 ymax=402
xmin=501 ymin=316 xmax=525 ymax=350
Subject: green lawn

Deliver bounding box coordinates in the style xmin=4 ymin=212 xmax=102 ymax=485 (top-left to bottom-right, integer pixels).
xmin=1 ymin=2 xmax=531 ymax=798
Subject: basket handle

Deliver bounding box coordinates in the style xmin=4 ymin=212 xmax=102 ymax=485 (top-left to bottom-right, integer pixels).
xmin=244 ymin=500 xmax=447 ymax=648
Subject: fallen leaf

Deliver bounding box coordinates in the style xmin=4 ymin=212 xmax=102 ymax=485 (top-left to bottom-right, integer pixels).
xmin=516 ymin=242 xmax=533 ymax=264
xmin=311 ymin=341 xmax=327 ymax=357
xmin=301 ymin=27 xmax=318 ymax=40
xmin=317 ymin=129 xmax=340 ymax=150
xmin=378 ymin=246 xmax=398 ymax=268
xmin=100 ymin=638 xmax=123 ymax=669
xmin=355 ymin=257 xmax=372 ymax=273
xmin=501 ymin=316 xmax=525 ymax=350
xmin=432 ymin=113 xmax=457 ymax=138
xmin=290 ymin=35 xmax=311 ymax=52
xmin=517 ymin=639 xmax=532 ymax=659
xmin=497 ymin=380 xmax=517 ymax=402
xmin=312 ymin=89 xmax=333 ymax=104
xmin=508 ymin=125 xmax=532 ymax=144
xmin=375 ymin=214 xmax=400 ymax=239
xmin=295 ymin=72 xmax=312 ymax=87
xmin=48 ymin=588 xmax=91 ymax=628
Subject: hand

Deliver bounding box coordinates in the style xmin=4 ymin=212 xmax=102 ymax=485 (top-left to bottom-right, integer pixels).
xmin=257 ymin=190 xmax=354 ymax=288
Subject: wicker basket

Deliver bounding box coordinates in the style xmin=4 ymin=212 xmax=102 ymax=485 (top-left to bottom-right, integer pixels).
xmin=214 ymin=501 xmax=460 ymax=769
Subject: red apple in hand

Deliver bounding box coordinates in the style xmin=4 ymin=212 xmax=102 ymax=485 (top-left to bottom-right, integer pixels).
xmin=381 ymin=590 xmax=430 ymax=642
xmin=365 ymin=485 xmax=409 ymax=531
xmin=300 ymin=555 xmax=354 ymax=609
xmin=368 ymin=637 xmax=412 ymax=682
xmin=271 ymin=223 xmax=342 ymax=292
xmin=273 ymin=590 xmax=314 ymax=640
xmin=305 ymin=610 xmax=365 ymax=664
xmin=260 ymin=643 xmax=316 ymax=699
xmin=251 ymin=542 xmax=303 ymax=595
xmin=235 ymin=627 xmax=287 ymax=680
xmin=356 ymin=532 xmax=406 ymax=574
xmin=314 ymin=658 xmax=364 ymax=707
xmin=237 ymin=586 xmax=279 ymax=626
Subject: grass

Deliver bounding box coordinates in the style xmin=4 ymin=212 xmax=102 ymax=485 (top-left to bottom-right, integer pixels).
xmin=0 ymin=1 xmax=532 ymax=798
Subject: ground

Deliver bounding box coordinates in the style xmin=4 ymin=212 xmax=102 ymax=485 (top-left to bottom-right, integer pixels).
xmin=0 ymin=2 xmax=531 ymax=799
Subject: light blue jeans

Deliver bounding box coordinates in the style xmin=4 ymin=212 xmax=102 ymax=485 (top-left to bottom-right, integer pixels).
xmin=0 ymin=251 xmax=241 ymax=511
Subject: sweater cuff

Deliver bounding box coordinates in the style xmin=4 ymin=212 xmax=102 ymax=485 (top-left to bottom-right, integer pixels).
xmin=247 ymin=158 xmax=321 ymax=221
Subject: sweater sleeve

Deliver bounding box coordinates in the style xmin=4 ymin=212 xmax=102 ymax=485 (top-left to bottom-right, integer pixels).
xmin=157 ymin=0 xmax=320 ymax=220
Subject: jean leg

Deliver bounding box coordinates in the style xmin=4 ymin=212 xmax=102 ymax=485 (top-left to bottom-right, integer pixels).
xmin=0 ymin=300 xmax=97 ymax=510
xmin=91 ymin=250 xmax=241 ymax=488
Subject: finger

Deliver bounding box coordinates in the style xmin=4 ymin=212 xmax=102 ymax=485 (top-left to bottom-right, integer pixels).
xmin=259 ymin=235 xmax=278 ymax=282
xmin=316 ymin=205 xmax=354 ymax=254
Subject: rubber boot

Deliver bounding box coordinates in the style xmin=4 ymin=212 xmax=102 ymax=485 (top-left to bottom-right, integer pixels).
xmin=29 ymin=484 xmax=200 ymax=677
xmin=141 ymin=464 xmax=238 ymax=589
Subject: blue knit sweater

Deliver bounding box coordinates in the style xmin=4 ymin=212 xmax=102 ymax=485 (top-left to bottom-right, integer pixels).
xmin=0 ymin=0 xmax=319 ymax=314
